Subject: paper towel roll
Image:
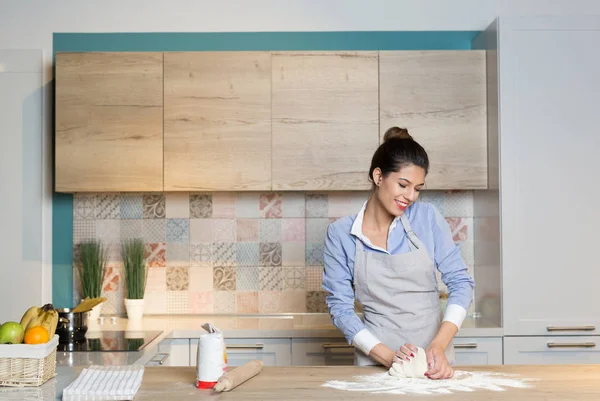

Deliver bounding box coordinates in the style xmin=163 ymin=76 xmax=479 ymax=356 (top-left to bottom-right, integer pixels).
xmin=196 ymin=326 xmax=227 ymax=388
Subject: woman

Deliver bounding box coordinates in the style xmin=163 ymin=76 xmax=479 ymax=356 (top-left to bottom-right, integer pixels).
xmin=323 ymin=127 xmax=475 ymax=380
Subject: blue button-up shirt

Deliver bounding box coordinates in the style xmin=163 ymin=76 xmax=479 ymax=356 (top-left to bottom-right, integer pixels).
xmin=322 ymin=200 xmax=475 ymax=346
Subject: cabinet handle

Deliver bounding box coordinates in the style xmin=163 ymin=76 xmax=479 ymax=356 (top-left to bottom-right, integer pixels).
xmin=226 ymin=344 xmax=264 ymax=349
xmin=149 ymin=353 xmax=170 ymax=365
xmin=454 ymin=343 xmax=478 ymax=349
xmin=547 ymin=342 xmax=596 ymax=348
xmin=547 ymin=325 xmax=595 ymax=332
xmin=322 ymin=343 xmax=354 ymax=349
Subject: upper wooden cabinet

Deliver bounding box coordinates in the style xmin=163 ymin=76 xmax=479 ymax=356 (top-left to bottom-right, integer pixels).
xmin=379 ymin=51 xmax=487 ymax=189
xmin=55 ymin=52 xmax=163 ymax=192
xmin=163 ymin=52 xmax=272 ymax=191
xmin=271 ymin=52 xmax=379 ymax=191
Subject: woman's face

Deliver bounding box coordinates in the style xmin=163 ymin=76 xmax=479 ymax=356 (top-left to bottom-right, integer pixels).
xmin=373 ymin=164 xmax=426 ymax=217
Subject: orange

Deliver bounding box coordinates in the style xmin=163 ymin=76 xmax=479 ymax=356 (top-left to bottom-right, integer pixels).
xmin=24 ymin=326 xmax=49 ymax=344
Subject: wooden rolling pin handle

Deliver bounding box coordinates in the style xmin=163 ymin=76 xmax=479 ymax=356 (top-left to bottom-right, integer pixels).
xmin=213 ymin=360 xmax=264 ymax=392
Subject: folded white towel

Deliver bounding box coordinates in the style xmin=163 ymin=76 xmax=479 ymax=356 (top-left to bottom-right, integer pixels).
xmin=62 ymin=365 xmax=144 ymax=401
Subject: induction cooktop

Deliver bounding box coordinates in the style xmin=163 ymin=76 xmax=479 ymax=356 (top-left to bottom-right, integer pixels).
xmin=57 ymin=331 xmax=163 ymax=352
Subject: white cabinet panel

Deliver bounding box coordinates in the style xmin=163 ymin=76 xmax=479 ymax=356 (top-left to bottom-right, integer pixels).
xmin=191 ymin=338 xmax=291 ymax=367
xmin=504 ymin=336 xmax=600 ymax=365
xmin=292 ymin=338 xmax=355 ymax=366
xmin=158 ymin=339 xmax=190 ymax=366
xmin=453 ymin=337 xmax=502 ymax=366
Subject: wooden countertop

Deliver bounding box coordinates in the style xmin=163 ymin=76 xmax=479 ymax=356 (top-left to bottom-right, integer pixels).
xmin=135 ymin=365 xmax=600 ymax=400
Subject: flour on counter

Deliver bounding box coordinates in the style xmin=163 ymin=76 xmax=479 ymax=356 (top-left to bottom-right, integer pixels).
xmin=323 ymin=370 xmax=536 ymax=395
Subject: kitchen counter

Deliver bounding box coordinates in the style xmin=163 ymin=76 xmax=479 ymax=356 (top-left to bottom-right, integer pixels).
xmin=13 ymin=364 xmax=600 ymax=400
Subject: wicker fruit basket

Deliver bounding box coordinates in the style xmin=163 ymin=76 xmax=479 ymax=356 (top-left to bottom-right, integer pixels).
xmin=0 ymin=335 xmax=58 ymax=387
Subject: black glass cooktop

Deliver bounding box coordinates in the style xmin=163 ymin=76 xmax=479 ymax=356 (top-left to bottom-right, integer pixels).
xmin=57 ymin=331 xmax=163 ymax=352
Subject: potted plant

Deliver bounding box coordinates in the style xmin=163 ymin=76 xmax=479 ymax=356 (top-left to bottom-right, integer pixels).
xmin=76 ymin=239 xmax=108 ymax=322
xmin=121 ymin=238 xmax=147 ymax=321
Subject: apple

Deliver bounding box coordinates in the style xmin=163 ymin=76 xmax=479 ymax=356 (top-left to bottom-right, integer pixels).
xmin=0 ymin=322 xmax=25 ymax=344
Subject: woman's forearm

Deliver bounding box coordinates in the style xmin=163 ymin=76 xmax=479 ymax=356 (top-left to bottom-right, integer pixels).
xmin=430 ymin=321 xmax=458 ymax=349
xmin=368 ymin=343 xmax=395 ymax=368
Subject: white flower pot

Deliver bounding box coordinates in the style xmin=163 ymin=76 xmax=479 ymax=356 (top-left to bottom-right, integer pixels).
xmin=87 ymin=303 xmax=103 ymax=323
xmin=124 ymin=299 xmax=145 ymax=322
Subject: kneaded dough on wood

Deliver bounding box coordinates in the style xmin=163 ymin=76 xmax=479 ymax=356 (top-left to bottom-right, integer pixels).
xmin=388 ymin=346 xmax=428 ymax=379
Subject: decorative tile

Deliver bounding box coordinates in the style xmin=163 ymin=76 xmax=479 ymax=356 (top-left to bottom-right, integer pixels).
xmin=460 ymin=241 xmax=475 ymax=266
xmin=144 ymin=292 xmax=166 ymax=314
xmin=237 ymin=219 xmax=259 ymax=242
xmin=73 ymin=220 xmax=96 ymax=243
xmin=306 ymin=243 xmax=324 ymax=266
xmin=95 ymin=194 xmax=120 ymax=219
xmin=145 ymin=243 xmax=166 ymax=268
xmin=259 ymin=219 xmax=282 ymax=243
xmin=143 ymin=194 xmax=165 ymax=219
xmin=213 ymin=291 xmax=236 ymax=313
xmin=235 ymin=193 xmax=260 ymax=218
xmin=259 ymin=291 xmax=282 ymax=313
xmin=190 ymin=219 xmax=213 ymax=243
xmin=167 ymin=266 xmax=189 ymax=291
xmin=213 ymin=266 xmax=236 ymax=291
xmin=305 ymin=267 xmax=324 ymax=291
xmin=105 ymin=244 xmax=121 ymax=263
xmin=167 ymin=291 xmax=189 ymax=314
xmin=259 ymin=193 xmax=282 ymax=218
xmin=189 ymin=267 xmax=213 ymax=292
xmin=282 ymin=193 xmax=305 ymax=218
xmin=214 ymin=219 xmax=236 ymax=242
xmin=103 ymin=291 xmax=125 ymax=315
xmin=259 ymin=243 xmax=282 ymax=267
xmin=190 ymin=194 xmax=212 ymax=218
xmin=306 ymin=194 xmax=328 ymax=218
xmin=281 ymin=290 xmax=307 ymax=313
xmin=284 ymin=267 xmax=305 ymax=290
xmin=259 ymin=266 xmax=284 ymax=291
xmin=443 ymin=191 xmax=473 ymax=217
xmin=419 ymin=192 xmax=445 ymax=215
xmin=145 ymin=267 xmax=166 ymax=292
xmin=120 ymin=194 xmax=143 ymax=219
xmin=327 ymin=192 xmax=355 ymax=218
xmin=188 ymin=292 xmax=214 ymax=313
xmin=103 ymin=265 xmax=121 ymax=292
xmin=166 ymin=219 xmax=189 ymax=243
xmin=190 ymin=243 xmax=213 ymax=267
xmin=349 ymin=192 xmax=369 ymax=214
xmin=236 ymin=243 xmax=259 ymax=267
xmin=306 ymin=291 xmax=328 ymax=313
xmin=236 ymin=292 xmax=259 ymax=314
xmin=120 ymin=219 xmax=142 ymax=240
xmin=282 ymin=242 xmax=306 ymax=267
xmin=166 ymin=193 xmax=190 ymax=218
xmin=74 ymin=194 xmax=95 ymax=220
xmin=213 ymin=193 xmax=236 ymax=218
xmin=236 ymin=266 xmax=259 ymax=291
xmin=96 ymin=220 xmax=120 ymax=244
xmin=282 ymin=219 xmax=305 ymax=242
xmin=306 ymin=218 xmax=329 ymax=244
xmin=166 ymin=243 xmax=190 ymax=266
xmin=446 ymin=217 xmax=469 ymax=243
xmin=142 ymin=219 xmax=166 ymax=243
xmin=213 ymin=242 xmax=236 ymax=267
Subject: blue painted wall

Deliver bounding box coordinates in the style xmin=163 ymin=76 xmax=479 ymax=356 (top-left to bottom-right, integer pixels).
xmin=52 ymin=31 xmax=478 ymax=307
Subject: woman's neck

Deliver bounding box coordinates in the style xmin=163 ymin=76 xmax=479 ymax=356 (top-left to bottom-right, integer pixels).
xmin=363 ymin=194 xmax=394 ymax=233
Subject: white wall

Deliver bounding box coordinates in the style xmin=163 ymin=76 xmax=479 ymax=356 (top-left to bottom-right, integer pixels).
xmin=1 ymin=0 xmax=600 ymax=317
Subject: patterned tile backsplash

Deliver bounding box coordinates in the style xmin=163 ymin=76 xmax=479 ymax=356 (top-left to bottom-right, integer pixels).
xmin=72 ymin=191 xmax=475 ymax=315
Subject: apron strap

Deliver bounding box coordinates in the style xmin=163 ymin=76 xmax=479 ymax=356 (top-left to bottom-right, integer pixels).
xmin=399 ymin=214 xmax=424 ymax=250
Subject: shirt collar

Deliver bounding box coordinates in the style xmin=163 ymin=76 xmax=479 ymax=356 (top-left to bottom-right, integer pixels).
xmin=350 ymin=200 xmax=401 ymax=254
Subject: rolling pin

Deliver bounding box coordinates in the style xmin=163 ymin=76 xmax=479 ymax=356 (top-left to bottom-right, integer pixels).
xmin=213 ymin=360 xmax=264 ymax=392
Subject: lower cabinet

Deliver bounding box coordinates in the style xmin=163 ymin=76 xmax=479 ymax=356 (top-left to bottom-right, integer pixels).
xmin=292 ymin=338 xmax=355 ymax=366
xmin=157 ymin=339 xmax=191 ymax=366
xmin=191 ymin=338 xmax=292 ymax=367
xmin=453 ymin=337 xmax=503 ymax=366
xmin=504 ymin=336 xmax=600 ymax=365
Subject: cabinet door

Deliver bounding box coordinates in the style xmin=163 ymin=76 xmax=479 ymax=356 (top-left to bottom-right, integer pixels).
xmin=55 ymin=52 xmax=163 ymax=192
xmin=379 ymin=51 xmax=487 ymax=190
xmin=272 ymin=51 xmax=379 ymax=190
xmin=164 ymin=52 xmax=271 ymax=191
xmin=158 ymin=339 xmax=190 ymax=366
xmin=499 ymin=24 xmax=600 ymax=336
xmin=453 ymin=337 xmax=503 ymax=366
xmin=191 ymin=338 xmax=291 ymax=367
xmin=504 ymin=336 xmax=600 ymax=365
xmin=291 ymin=338 xmax=355 ymax=366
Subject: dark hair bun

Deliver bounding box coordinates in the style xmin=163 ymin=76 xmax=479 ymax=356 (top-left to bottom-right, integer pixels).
xmin=383 ymin=126 xmax=412 ymax=142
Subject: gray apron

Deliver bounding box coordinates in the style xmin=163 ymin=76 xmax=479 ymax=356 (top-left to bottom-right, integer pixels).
xmin=353 ymin=214 xmax=455 ymax=366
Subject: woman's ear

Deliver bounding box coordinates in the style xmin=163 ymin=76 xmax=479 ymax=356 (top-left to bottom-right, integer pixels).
xmin=372 ymin=168 xmax=383 ymax=186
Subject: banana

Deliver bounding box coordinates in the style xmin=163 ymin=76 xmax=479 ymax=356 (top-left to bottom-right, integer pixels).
xmin=19 ymin=304 xmax=59 ymax=339
xmin=19 ymin=306 xmax=41 ymax=331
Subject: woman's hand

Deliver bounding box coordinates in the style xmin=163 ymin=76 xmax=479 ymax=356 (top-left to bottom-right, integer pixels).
xmin=424 ymin=343 xmax=453 ymax=380
xmin=392 ymin=343 xmax=418 ymax=363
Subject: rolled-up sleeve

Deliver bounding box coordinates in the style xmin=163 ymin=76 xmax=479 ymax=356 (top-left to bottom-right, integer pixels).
xmin=322 ymin=224 xmax=380 ymax=353
xmin=429 ymin=204 xmax=475 ymax=329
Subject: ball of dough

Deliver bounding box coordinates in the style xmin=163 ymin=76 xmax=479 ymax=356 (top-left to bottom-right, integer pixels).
xmin=388 ymin=346 xmax=428 ymax=379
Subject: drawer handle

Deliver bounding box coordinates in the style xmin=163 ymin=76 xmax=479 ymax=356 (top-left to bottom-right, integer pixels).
xmin=547 ymin=325 xmax=596 ymax=332
xmin=226 ymin=344 xmax=264 ymax=349
xmin=322 ymin=344 xmax=354 ymax=349
xmin=547 ymin=342 xmax=596 ymax=348
xmin=150 ymin=353 xmax=170 ymax=365
xmin=454 ymin=343 xmax=478 ymax=349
